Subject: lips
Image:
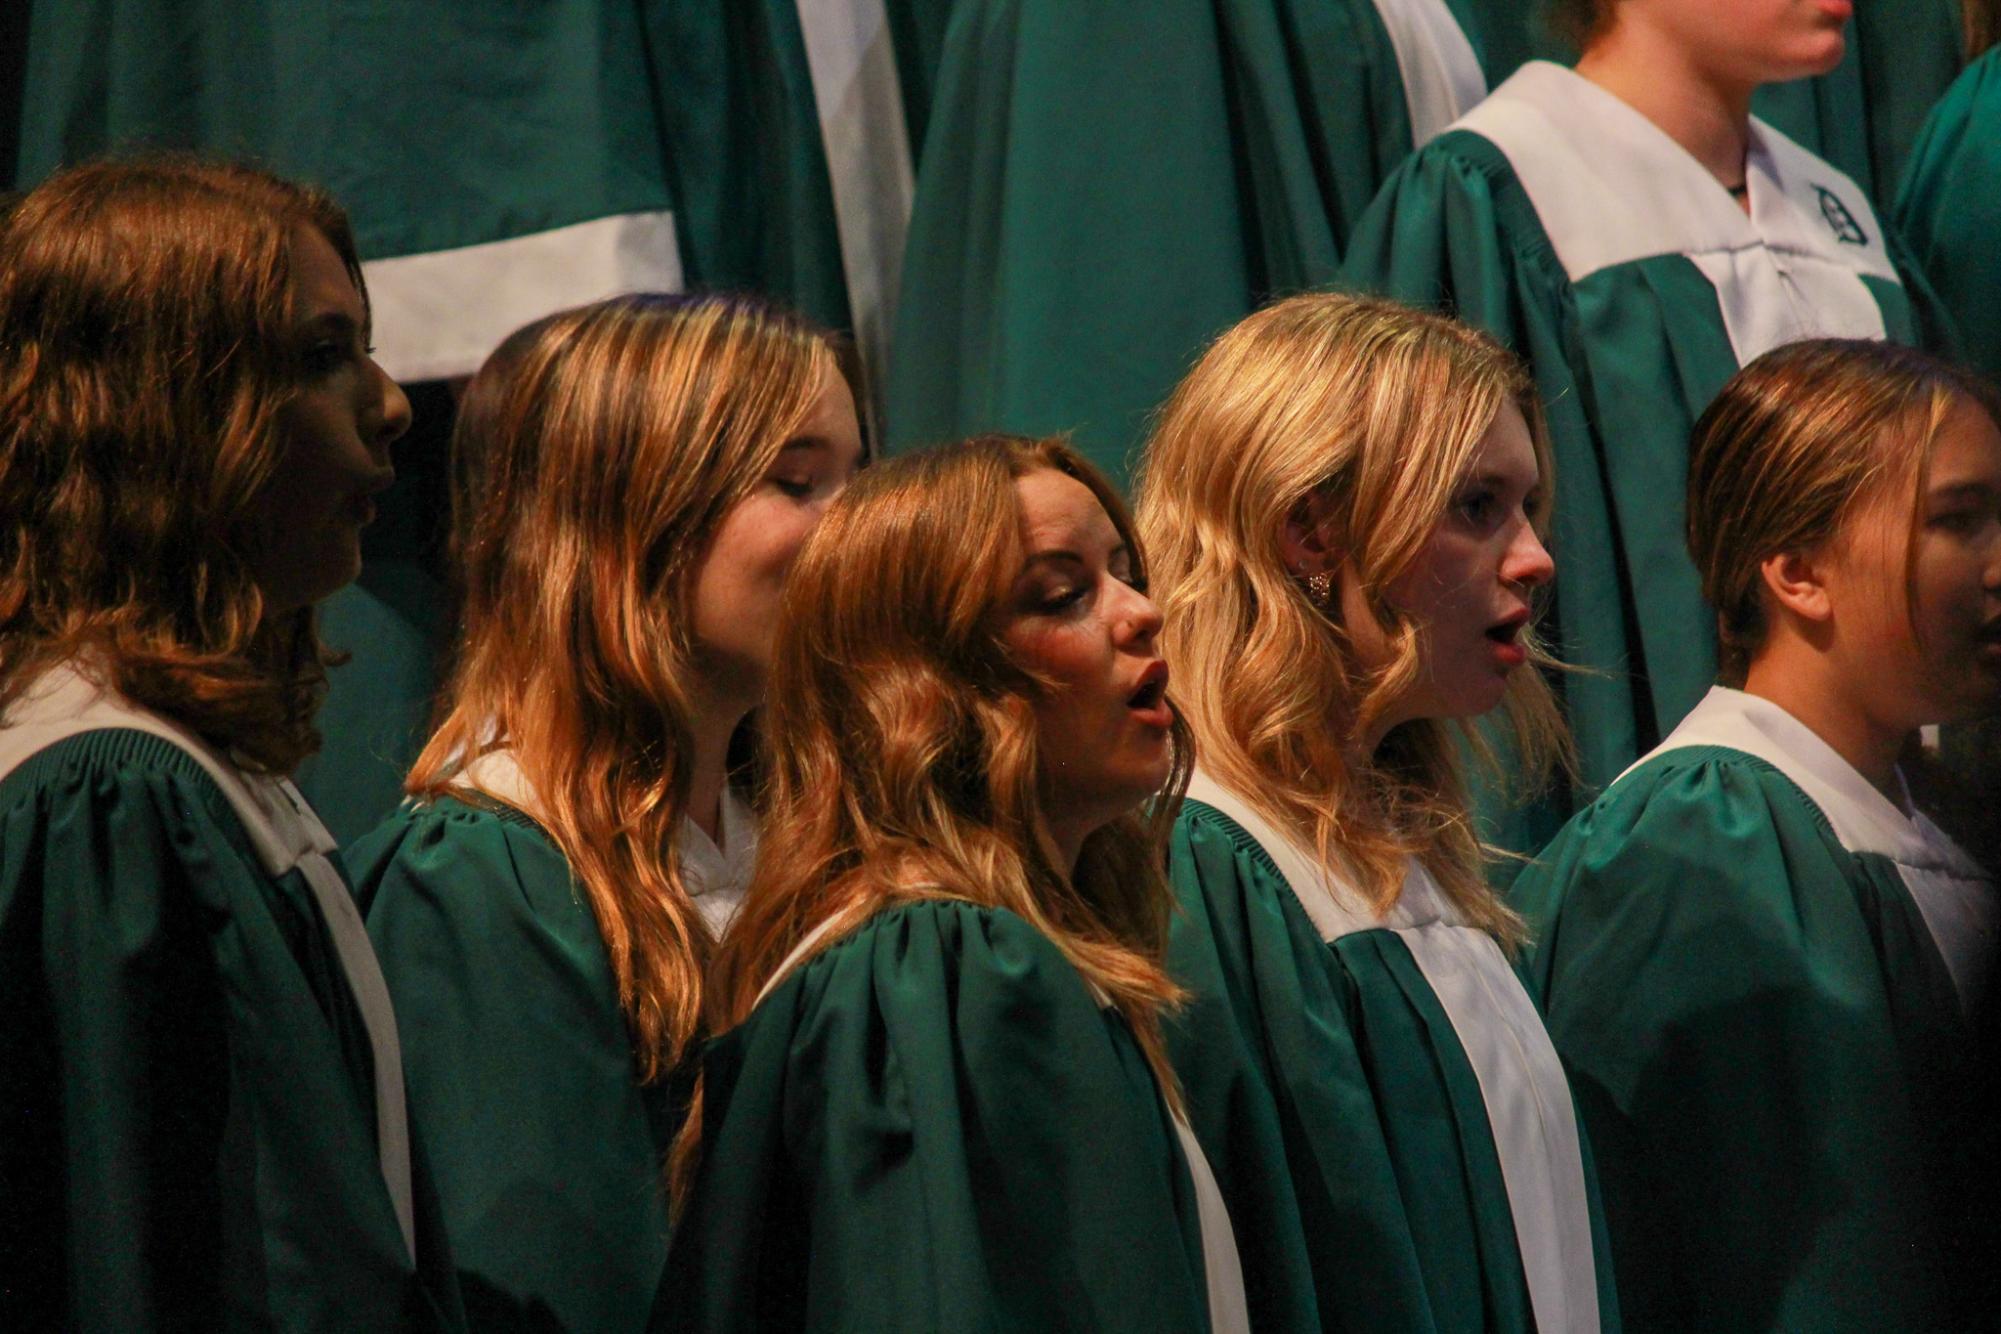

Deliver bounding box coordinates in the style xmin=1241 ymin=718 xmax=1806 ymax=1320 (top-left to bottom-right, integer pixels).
xmin=1127 ymin=660 xmax=1174 ymax=727
xmin=1485 ymin=609 xmax=1530 ymax=668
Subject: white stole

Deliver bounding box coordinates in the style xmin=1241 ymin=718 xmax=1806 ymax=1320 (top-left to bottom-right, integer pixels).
xmin=1185 ymin=769 xmax=1603 ymax=1333
xmin=1637 ymin=687 xmax=1998 ymax=1012
xmin=1370 ymin=0 xmax=1488 ymax=146
xmin=0 ymin=664 xmax=416 ymax=1260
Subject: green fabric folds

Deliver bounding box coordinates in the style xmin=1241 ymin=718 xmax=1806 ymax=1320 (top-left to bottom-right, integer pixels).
xmin=1896 ymin=46 xmax=2001 ymax=384
xmin=0 ymin=729 xmax=463 ymax=1331
xmin=888 ymin=0 xmax=1493 ymax=489
xmin=659 ymin=899 xmax=1214 ymax=1332
xmin=1513 ymin=747 xmax=1984 ymax=1332
xmin=1340 ymin=125 xmax=1946 ymax=849
xmin=352 ymin=795 xmax=681 ymax=1334
xmin=1164 ymin=799 xmax=1621 ymax=1333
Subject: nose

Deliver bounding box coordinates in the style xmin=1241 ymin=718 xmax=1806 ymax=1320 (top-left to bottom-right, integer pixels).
xmin=369 ymin=359 xmax=413 ymax=461
xmin=1113 ymin=578 xmax=1164 ymax=647
xmin=1503 ymin=520 xmax=1554 ymax=590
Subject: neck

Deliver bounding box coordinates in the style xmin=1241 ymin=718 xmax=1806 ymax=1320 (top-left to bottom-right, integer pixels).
xmin=1741 ymin=645 xmax=1908 ymax=804
xmin=1041 ymin=817 xmax=1088 ymax=881
xmin=1575 ymin=25 xmax=1753 ymax=193
xmin=686 ymin=699 xmax=747 ymax=845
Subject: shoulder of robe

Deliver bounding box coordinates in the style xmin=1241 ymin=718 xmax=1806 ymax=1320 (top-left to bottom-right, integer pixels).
xmin=1 ymin=726 xmax=261 ymax=866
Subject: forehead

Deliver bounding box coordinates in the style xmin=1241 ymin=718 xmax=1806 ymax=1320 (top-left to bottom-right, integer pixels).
xmin=1467 ymin=399 xmax=1538 ymax=480
xmin=1925 ymin=397 xmax=2001 ymax=486
xmin=287 ymin=223 xmax=364 ymax=320
xmin=1014 ymin=467 xmax=1120 ymax=550
xmin=787 ymin=364 xmax=866 ymax=468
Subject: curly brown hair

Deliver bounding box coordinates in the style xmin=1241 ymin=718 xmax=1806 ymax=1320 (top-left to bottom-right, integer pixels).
xmin=0 ymin=155 xmax=366 ymax=773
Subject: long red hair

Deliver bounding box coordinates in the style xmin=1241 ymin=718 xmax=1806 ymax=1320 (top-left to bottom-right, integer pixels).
xmin=408 ymin=292 xmax=841 ymax=1085
xmin=0 ymin=156 xmax=366 ymax=771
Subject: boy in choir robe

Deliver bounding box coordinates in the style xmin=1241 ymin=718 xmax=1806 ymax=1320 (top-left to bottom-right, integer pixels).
xmin=1514 ymin=338 xmax=2001 ymax=1333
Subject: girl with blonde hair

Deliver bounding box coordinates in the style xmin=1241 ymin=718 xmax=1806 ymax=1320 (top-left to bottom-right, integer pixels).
xmin=1135 ymin=292 xmax=1614 ymax=1333
xmin=0 ymin=157 xmax=458 ymax=1328
xmin=661 ymin=436 xmax=1248 ymax=1333
xmin=1514 ymin=338 xmax=2001 ymax=1331
xmin=347 ymin=292 xmax=862 ymax=1331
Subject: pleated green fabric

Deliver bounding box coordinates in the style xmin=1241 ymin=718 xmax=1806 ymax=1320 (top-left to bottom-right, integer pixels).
xmin=1896 ymin=46 xmax=2001 ymax=384
xmin=1340 ymin=75 xmax=1951 ymax=852
xmin=887 ymin=0 xmax=1501 ymax=489
xmin=0 ymin=729 xmax=463 ymax=1331
xmin=352 ymin=795 xmax=682 ymax=1334
xmin=1514 ymin=747 xmax=1985 ymax=1332
xmin=659 ymin=899 xmax=1215 ymax=1333
xmin=1165 ymin=799 xmax=1620 ymax=1333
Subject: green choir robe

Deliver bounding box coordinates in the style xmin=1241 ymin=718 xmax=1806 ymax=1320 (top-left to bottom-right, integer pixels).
xmin=658 ymin=898 xmax=1249 ymax=1333
xmin=351 ymin=749 xmax=756 ymax=1333
xmin=887 ymin=0 xmax=1506 ymax=489
xmin=1512 ymin=686 xmax=1997 ymax=1332
xmin=1342 ymin=60 xmax=1950 ymax=850
xmin=1751 ymin=0 xmax=1963 ymax=213
xmin=0 ymin=663 xmax=463 ymax=1331
xmin=1896 ymin=45 xmax=2001 ymax=384
xmin=1165 ymin=770 xmax=1617 ymax=1333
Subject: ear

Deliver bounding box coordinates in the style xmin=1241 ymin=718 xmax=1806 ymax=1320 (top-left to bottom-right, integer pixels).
xmin=1279 ymin=488 xmax=1342 ymax=578
xmin=1758 ymin=548 xmax=1834 ymax=626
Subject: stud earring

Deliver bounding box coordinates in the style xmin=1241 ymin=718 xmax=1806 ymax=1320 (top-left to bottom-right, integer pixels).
xmin=1305 ymin=571 xmax=1335 ymax=613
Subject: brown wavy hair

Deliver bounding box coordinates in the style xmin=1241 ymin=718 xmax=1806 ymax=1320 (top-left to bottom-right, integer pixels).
xmin=1135 ymin=293 xmax=1570 ymax=944
xmin=674 ymin=435 xmax=1195 ymax=1199
xmin=407 ymin=292 xmax=841 ymax=1086
xmin=0 ymin=156 xmax=367 ymax=772
xmin=1688 ymin=338 xmax=2001 ymax=686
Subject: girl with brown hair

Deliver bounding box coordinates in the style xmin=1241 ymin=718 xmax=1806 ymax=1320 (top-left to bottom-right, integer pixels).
xmin=346 ymin=292 xmax=862 ymax=1332
xmin=0 ymin=157 xmax=459 ymax=1327
xmin=660 ymin=437 xmax=1247 ymax=1333
xmin=1135 ymin=292 xmax=1613 ymax=1333
xmin=1514 ymin=338 xmax=2001 ymax=1330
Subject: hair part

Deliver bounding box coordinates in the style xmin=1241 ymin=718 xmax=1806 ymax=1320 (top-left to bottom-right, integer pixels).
xmin=1687 ymin=338 xmax=2001 ymax=686
xmin=1135 ymin=292 xmax=1571 ymax=946
xmin=674 ymin=435 xmax=1194 ymax=1203
xmin=0 ymin=154 xmax=366 ymax=772
xmin=409 ymin=292 xmax=841 ymax=1090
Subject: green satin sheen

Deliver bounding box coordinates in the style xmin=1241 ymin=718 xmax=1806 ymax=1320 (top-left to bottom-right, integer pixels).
xmin=0 ymin=730 xmax=463 ymax=1331
xmin=1514 ymin=747 xmax=1987 ymax=1332
xmin=352 ymin=795 xmax=683 ymax=1334
xmin=1165 ymin=800 xmax=1621 ymax=1333
xmin=658 ymin=899 xmax=1214 ymax=1333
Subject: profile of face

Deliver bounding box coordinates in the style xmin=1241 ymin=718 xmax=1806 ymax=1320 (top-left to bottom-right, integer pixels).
xmin=1616 ymin=0 xmax=1849 ymax=85
xmin=1815 ymin=398 xmax=2001 ymax=727
xmin=1337 ymin=401 xmax=1554 ymax=741
xmin=245 ymin=223 xmax=411 ymax=615
xmin=690 ymin=365 xmax=865 ymax=709
xmin=1001 ymin=469 xmax=1175 ymax=857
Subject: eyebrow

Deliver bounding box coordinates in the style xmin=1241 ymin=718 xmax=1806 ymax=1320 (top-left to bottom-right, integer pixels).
xmin=299 ymin=308 xmax=371 ymax=344
xmin=1927 ymin=480 xmax=2000 ymax=503
xmin=1021 ymin=542 xmax=1131 ymax=569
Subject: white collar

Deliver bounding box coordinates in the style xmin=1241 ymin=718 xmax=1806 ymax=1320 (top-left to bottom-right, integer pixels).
xmin=1184 ymin=768 xmax=1458 ymax=941
xmin=1639 ymin=687 xmax=1982 ymax=877
xmin=1452 ymin=61 xmax=1896 ymax=286
xmin=451 ymin=746 xmax=756 ymax=901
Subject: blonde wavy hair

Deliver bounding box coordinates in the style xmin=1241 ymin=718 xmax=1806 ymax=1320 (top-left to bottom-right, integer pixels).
xmin=1135 ymin=293 xmax=1568 ymax=942
xmin=407 ymin=292 xmax=841 ymax=1085
xmin=676 ymin=436 xmax=1194 ymax=1198
xmin=1688 ymin=337 xmax=2001 ymax=687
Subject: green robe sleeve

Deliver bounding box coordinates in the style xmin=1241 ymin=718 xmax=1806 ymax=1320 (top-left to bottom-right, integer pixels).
xmin=1895 ymin=48 xmax=2001 ymax=382
xmin=1514 ymin=749 xmax=1971 ymax=1332
xmin=659 ymin=899 xmax=1213 ymax=1333
xmin=0 ymin=730 xmax=458 ymax=1331
xmin=353 ymin=798 xmax=677 ymax=1334
xmin=1165 ymin=801 xmax=1564 ymax=1333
